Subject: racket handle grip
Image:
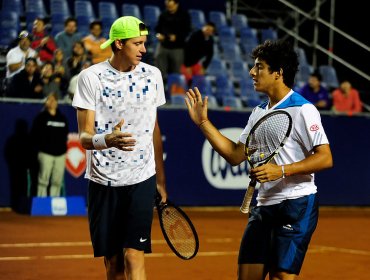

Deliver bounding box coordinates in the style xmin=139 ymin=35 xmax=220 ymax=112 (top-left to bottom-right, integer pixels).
xmin=240 ymin=181 xmax=257 ymax=214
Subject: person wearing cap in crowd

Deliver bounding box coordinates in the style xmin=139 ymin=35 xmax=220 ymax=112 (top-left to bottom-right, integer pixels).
xmin=6 ymin=31 xmax=38 ymax=79
xmin=72 ymin=16 xmax=168 ymax=279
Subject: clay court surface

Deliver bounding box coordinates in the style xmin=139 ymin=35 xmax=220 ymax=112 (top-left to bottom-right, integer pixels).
xmin=0 ymin=207 xmax=369 ymax=280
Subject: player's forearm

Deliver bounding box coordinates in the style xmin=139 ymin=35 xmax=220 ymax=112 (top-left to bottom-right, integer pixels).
xmin=199 ymin=120 xmax=245 ymax=165
xmin=79 ymin=131 xmax=96 ymax=150
xmin=153 ymin=122 xmax=166 ymax=186
xmin=283 ymin=144 xmax=333 ymax=177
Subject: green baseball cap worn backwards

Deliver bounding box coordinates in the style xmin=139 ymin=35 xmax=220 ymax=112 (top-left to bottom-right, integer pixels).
xmin=100 ymin=16 xmax=149 ymax=49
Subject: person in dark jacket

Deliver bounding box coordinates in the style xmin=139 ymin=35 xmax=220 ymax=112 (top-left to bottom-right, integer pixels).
xmin=154 ymin=0 xmax=191 ymax=83
xmin=6 ymin=57 xmax=43 ymax=99
xmin=181 ymin=22 xmax=216 ymax=84
xmin=31 ymin=93 xmax=69 ymax=197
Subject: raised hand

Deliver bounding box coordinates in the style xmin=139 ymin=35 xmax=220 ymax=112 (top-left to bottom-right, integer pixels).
xmin=184 ymin=87 xmax=209 ymax=127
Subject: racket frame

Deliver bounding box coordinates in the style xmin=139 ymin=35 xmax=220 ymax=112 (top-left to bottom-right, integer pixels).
xmin=155 ymin=198 xmax=199 ymax=260
xmin=240 ymin=110 xmax=293 ymax=214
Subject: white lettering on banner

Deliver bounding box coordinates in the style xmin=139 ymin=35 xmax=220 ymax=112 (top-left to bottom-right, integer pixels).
xmin=202 ymin=128 xmax=251 ymax=190
xmin=51 ymin=197 xmax=68 ymax=216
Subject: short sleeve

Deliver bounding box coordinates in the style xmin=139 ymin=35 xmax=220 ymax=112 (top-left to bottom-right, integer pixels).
xmin=72 ymin=69 xmax=100 ymax=111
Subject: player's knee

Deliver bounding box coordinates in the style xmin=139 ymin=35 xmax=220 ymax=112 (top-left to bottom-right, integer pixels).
xmin=124 ymin=248 xmax=144 ymax=270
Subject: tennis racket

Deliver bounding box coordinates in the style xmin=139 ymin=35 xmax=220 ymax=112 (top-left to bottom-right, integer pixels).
xmin=240 ymin=110 xmax=293 ymax=214
xmin=155 ymin=194 xmax=199 ymax=260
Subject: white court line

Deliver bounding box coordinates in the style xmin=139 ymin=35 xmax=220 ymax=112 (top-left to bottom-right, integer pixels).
xmin=0 ymin=238 xmax=234 ymax=248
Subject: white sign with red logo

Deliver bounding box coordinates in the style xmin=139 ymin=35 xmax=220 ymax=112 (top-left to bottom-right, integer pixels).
xmin=66 ymin=133 xmax=86 ymax=178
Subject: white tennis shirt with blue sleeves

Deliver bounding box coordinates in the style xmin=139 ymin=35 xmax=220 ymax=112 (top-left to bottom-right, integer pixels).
xmin=239 ymin=90 xmax=329 ymax=206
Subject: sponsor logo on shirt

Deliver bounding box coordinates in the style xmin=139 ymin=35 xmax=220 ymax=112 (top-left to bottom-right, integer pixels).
xmin=310 ymin=124 xmax=319 ymax=131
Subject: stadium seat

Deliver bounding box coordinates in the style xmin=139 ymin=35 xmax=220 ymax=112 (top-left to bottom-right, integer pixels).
xmin=191 ymin=75 xmax=214 ymax=97
xmin=221 ymin=44 xmax=242 ymax=64
xmin=231 ymin=13 xmax=248 ymax=35
xmin=229 ymin=60 xmax=249 ymax=82
xmin=296 ymin=47 xmax=308 ymax=67
xmin=209 ymin=11 xmax=227 ymax=31
xmin=167 ymin=73 xmax=187 ymax=96
xmin=222 ymin=96 xmax=243 ymax=109
xmin=98 ymin=1 xmax=119 ymax=19
xmin=122 ymin=3 xmax=142 ymax=19
xmin=1 ymin=0 xmax=24 ymax=17
xmin=319 ymin=65 xmax=340 ymax=89
xmin=205 ymin=57 xmax=228 ymax=79
xmin=51 ymin=13 xmax=68 ymax=37
xmin=218 ymin=26 xmax=237 ymax=46
xmin=214 ymin=74 xmax=235 ymax=104
xmin=25 ymin=0 xmax=47 ymax=17
xmin=239 ymin=79 xmax=262 ymax=107
xmin=74 ymin=0 xmax=95 ymax=19
xmin=50 ymin=0 xmax=71 ymax=17
xmin=77 ymin=15 xmax=95 ymax=37
xmin=260 ymin=27 xmax=278 ymax=42
xmin=188 ymin=9 xmax=206 ymax=30
xmin=295 ymin=63 xmax=313 ymax=88
xmin=0 ymin=11 xmax=20 ymax=32
xmin=0 ymin=28 xmax=18 ymax=50
xmin=143 ymin=5 xmax=160 ymax=29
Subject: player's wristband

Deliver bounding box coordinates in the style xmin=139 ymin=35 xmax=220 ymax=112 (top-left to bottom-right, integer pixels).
xmin=92 ymin=134 xmax=107 ymax=150
xmin=281 ymin=165 xmax=285 ymax=178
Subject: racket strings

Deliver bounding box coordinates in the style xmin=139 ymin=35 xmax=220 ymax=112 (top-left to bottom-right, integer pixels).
xmin=247 ymin=114 xmax=291 ymax=165
xmin=161 ymin=207 xmax=197 ymax=258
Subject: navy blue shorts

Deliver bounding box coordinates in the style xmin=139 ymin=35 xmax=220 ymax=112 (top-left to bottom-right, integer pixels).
xmin=87 ymin=176 xmax=156 ymax=258
xmin=238 ymin=194 xmax=318 ymax=275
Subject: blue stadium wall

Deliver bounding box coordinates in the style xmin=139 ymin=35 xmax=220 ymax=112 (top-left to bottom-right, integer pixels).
xmin=0 ymin=101 xmax=369 ymax=207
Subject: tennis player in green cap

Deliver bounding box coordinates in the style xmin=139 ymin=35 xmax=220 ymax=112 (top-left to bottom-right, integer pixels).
xmin=72 ymin=16 xmax=168 ymax=280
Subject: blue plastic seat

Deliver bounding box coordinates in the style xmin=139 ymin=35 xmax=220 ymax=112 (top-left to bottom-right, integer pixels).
xmin=2 ymin=0 xmax=24 ymax=16
xmin=122 ymin=3 xmax=142 ymax=19
xmin=319 ymin=65 xmax=339 ymax=89
xmin=221 ymin=44 xmax=242 ymax=64
xmin=50 ymin=0 xmax=71 ymax=17
xmin=98 ymin=1 xmax=118 ymax=19
xmin=0 ymin=28 xmax=18 ymax=49
xmin=260 ymin=28 xmax=278 ymax=42
xmin=167 ymin=73 xmax=188 ymax=96
xmin=74 ymin=0 xmax=95 ymax=19
xmin=77 ymin=15 xmax=95 ymax=37
xmin=231 ymin=13 xmax=248 ymax=35
xmin=239 ymin=79 xmax=262 ymax=107
xmin=143 ymin=5 xmax=160 ymax=29
xmin=205 ymin=57 xmax=228 ymax=79
xmin=222 ymin=96 xmax=243 ymax=109
xmin=25 ymin=0 xmax=47 ymax=16
xmin=209 ymin=11 xmax=227 ymax=31
xmin=51 ymin=13 xmax=68 ymax=37
xmin=229 ymin=60 xmax=249 ymax=82
xmin=189 ymin=9 xmax=206 ymax=30
xmin=191 ymin=75 xmax=214 ymax=96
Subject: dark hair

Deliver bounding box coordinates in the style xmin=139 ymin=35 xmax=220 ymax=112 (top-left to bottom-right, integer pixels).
xmin=89 ymin=20 xmax=103 ymax=30
xmin=25 ymin=57 xmax=38 ymax=65
xmin=310 ymin=70 xmax=322 ymax=81
xmin=64 ymin=17 xmax=77 ymax=27
xmin=251 ymin=39 xmax=299 ymax=88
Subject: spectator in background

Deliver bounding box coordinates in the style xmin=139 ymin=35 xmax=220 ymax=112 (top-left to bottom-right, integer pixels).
xmin=40 ymin=61 xmax=62 ymax=99
xmin=154 ymin=0 xmax=191 ymax=83
xmin=31 ymin=93 xmax=69 ymax=197
xmin=31 ymin=17 xmax=57 ymax=63
xmin=53 ymin=48 xmax=69 ymax=95
xmin=181 ymin=22 xmax=216 ymax=85
xmin=65 ymin=41 xmax=88 ymax=79
xmin=55 ymin=17 xmax=82 ymax=61
xmin=6 ymin=31 xmax=38 ymax=79
xmin=6 ymin=57 xmax=43 ymax=99
xmin=82 ymin=20 xmax=112 ymax=64
xmin=298 ymin=71 xmax=331 ymax=110
xmin=67 ymin=60 xmax=92 ymax=102
xmin=332 ymin=80 xmax=362 ymax=115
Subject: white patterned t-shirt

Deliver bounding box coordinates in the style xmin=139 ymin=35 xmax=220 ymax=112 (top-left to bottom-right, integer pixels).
xmin=72 ymin=61 xmax=166 ymax=186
